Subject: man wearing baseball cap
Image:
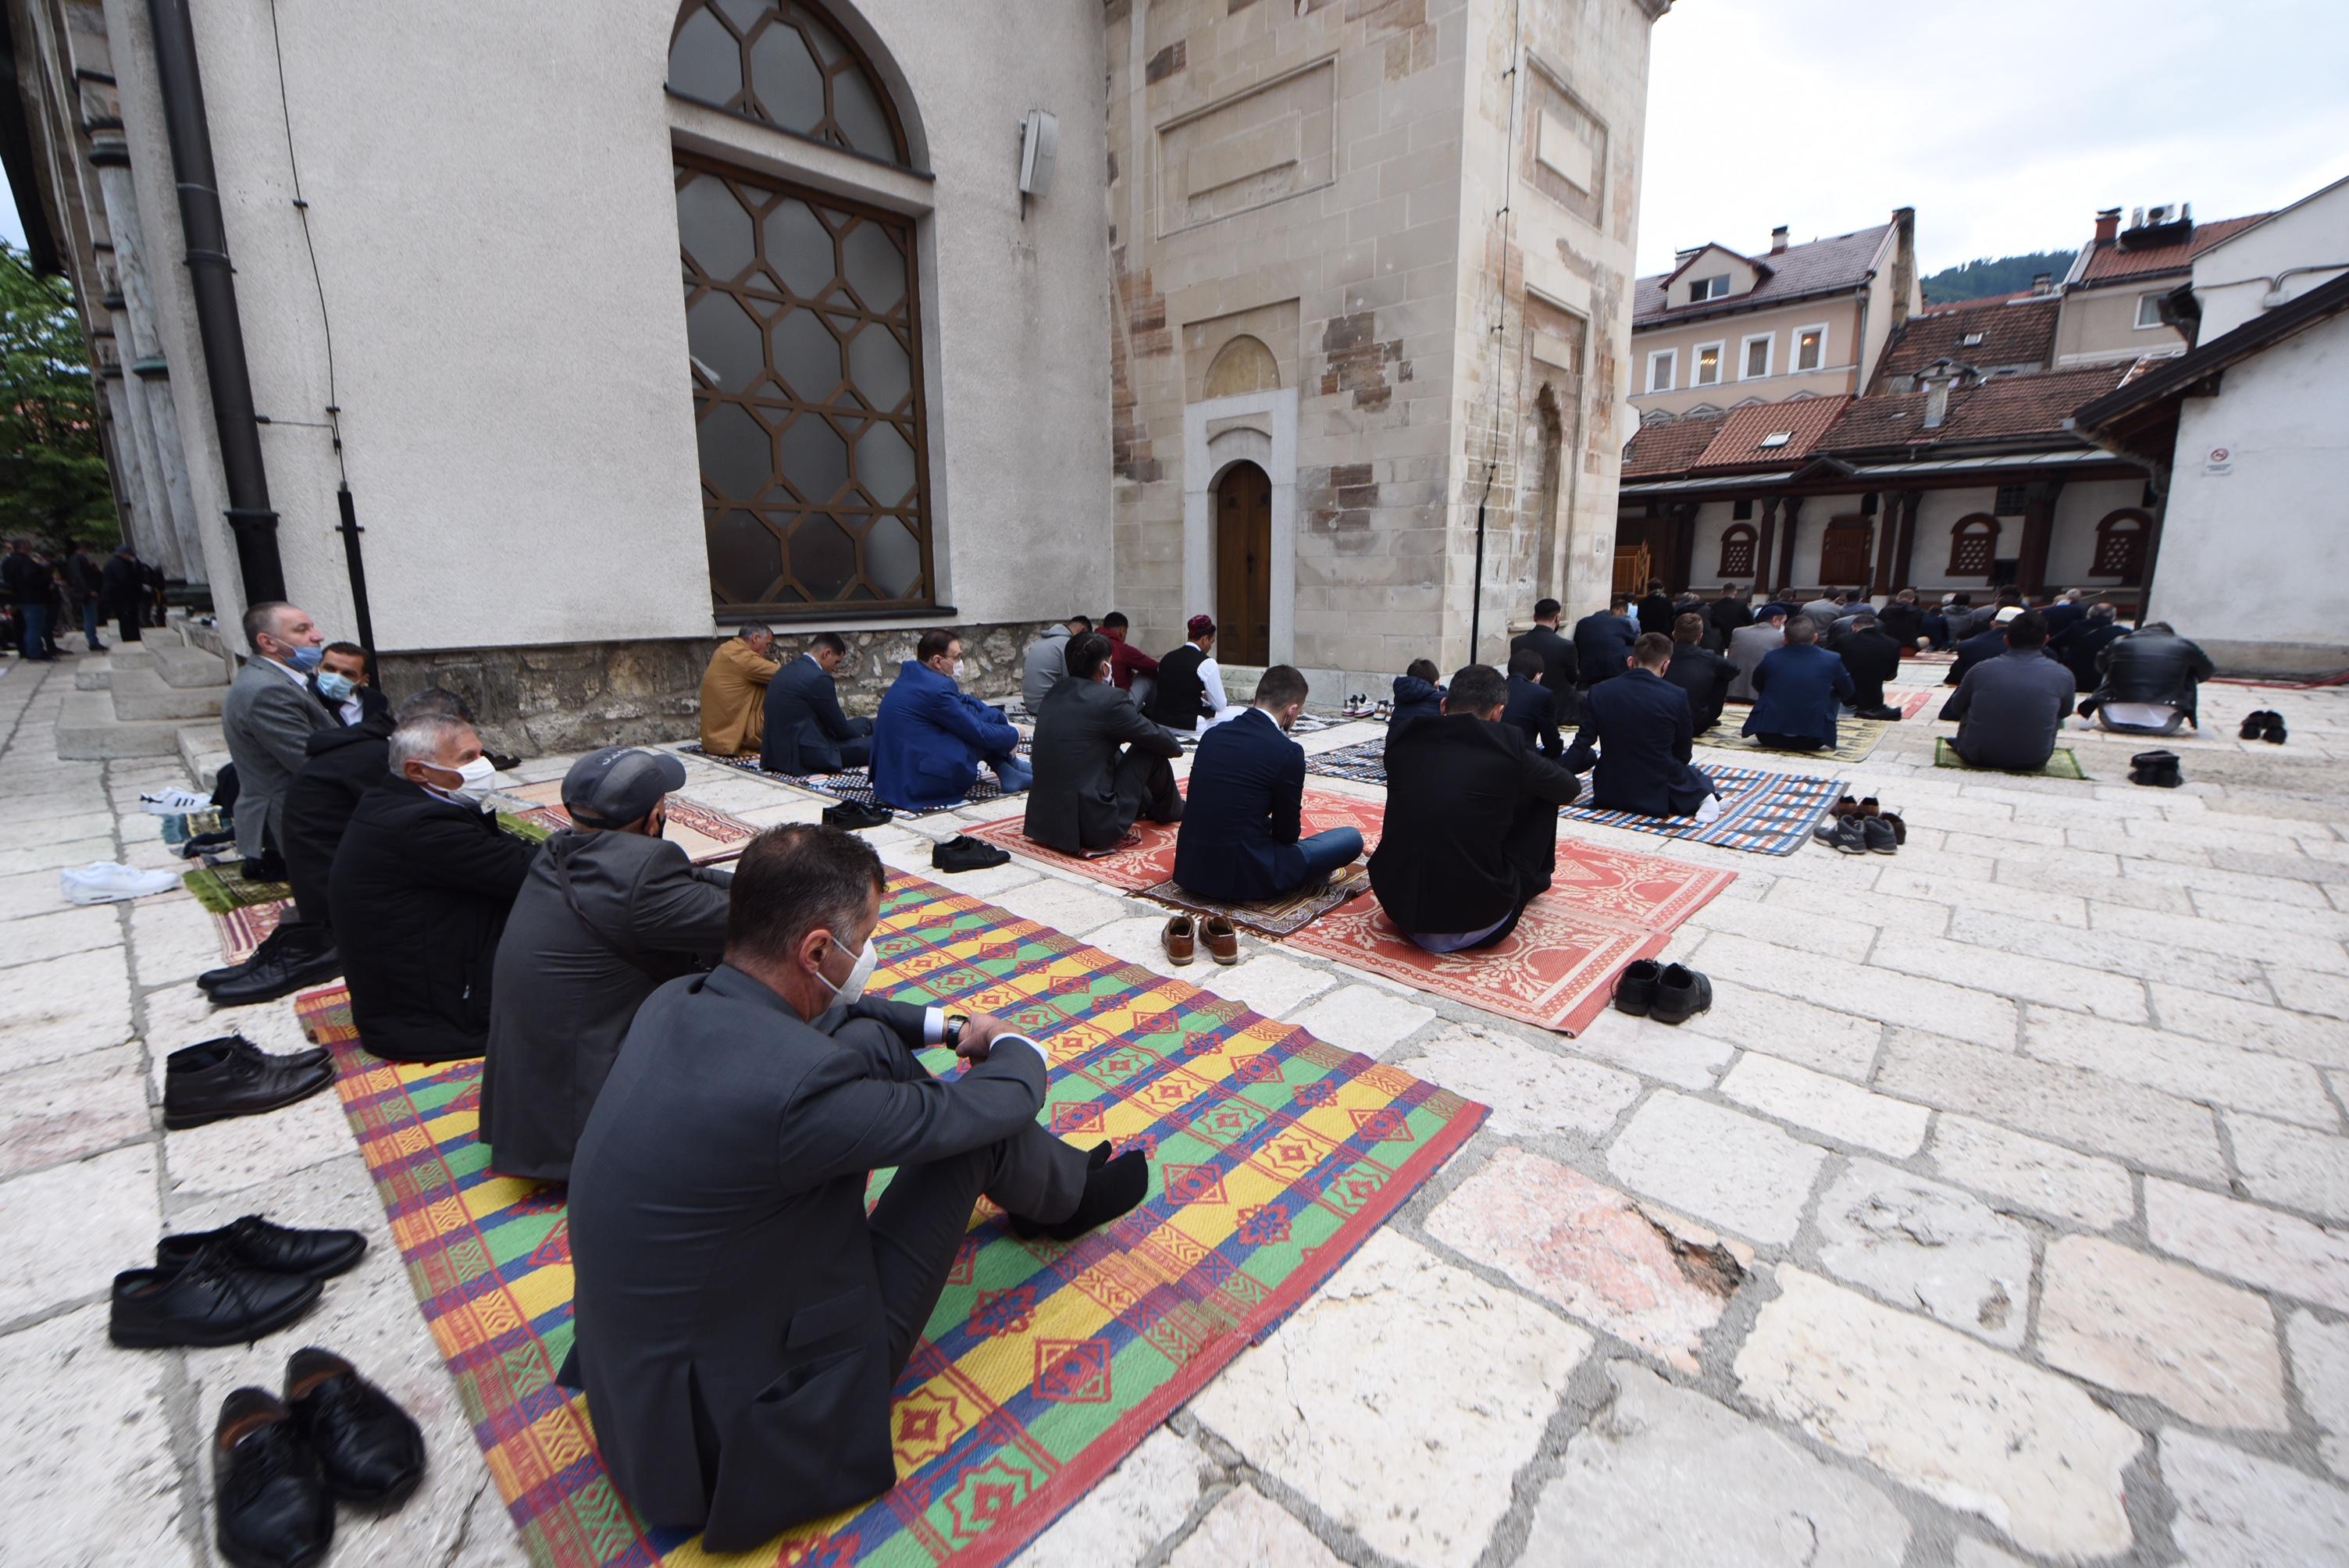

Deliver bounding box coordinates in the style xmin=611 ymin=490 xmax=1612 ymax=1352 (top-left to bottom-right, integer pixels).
xmin=480 ymin=746 xmax=733 ymax=1181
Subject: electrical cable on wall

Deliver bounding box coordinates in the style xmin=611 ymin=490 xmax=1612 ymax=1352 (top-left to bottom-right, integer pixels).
xmin=1467 ymin=0 xmax=1527 ymax=662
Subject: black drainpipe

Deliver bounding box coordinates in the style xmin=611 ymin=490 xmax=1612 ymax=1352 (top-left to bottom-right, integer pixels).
xmin=145 ymin=0 xmax=284 ymax=604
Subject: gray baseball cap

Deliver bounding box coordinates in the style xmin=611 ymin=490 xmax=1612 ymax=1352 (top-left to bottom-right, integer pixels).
xmin=561 ymin=746 xmax=687 ymax=829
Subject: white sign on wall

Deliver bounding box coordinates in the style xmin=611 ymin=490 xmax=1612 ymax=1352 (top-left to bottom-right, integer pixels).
xmin=2204 ymin=444 xmax=2233 ymax=476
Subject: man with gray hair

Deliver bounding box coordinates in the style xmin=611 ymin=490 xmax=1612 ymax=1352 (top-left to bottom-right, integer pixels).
xmin=697 ymin=622 xmax=780 ymax=757
xmin=329 ymin=709 xmax=535 ymax=1062
xmin=219 ymin=600 xmax=337 ymax=878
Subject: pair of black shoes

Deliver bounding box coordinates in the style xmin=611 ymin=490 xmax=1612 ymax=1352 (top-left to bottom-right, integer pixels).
xmin=2131 ymin=750 xmax=2183 ymax=789
xmin=181 ymin=826 xmax=237 ymax=859
xmin=201 ymin=925 xmax=344 ymax=1007
xmin=823 ymin=800 xmax=893 ymax=831
xmin=111 ymin=1216 xmax=365 ymax=1348
xmin=933 ymin=834 xmax=1011 ymax=873
xmin=1010 ymin=1140 xmax=1151 ymax=1242
xmin=2238 ymin=710 xmax=2287 ymax=744
xmin=1613 ymin=959 xmax=1713 ymax=1025
xmin=215 ymin=1349 xmax=427 ymax=1568
xmin=165 ymin=1035 xmax=333 ymax=1130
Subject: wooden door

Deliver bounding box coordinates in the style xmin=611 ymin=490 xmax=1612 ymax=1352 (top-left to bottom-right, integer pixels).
xmin=1820 ymin=518 xmax=1872 ymax=586
xmin=1214 ymin=462 xmax=1272 ymax=665
xmin=1612 ymin=543 xmax=1650 ymax=598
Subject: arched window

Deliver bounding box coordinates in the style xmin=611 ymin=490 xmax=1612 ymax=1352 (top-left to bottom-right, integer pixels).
xmin=1947 ymin=513 xmax=1999 ymax=579
xmin=2092 ymin=508 xmax=2151 ymax=583
xmin=1718 ymin=522 xmax=1757 ymax=579
xmin=1205 ymin=335 xmax=1278 ymax=397
xmin=669 ymin=0 xmax=908 ymax=166
xmin=672 ymin=2 xmax=931 ymax=614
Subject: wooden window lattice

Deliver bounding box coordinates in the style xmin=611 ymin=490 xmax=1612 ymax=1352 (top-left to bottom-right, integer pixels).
xmin=1718 ymin=523 xmax=1756 ymax=579
xmin=1948 ymin=515 xmax=2000 ymax=579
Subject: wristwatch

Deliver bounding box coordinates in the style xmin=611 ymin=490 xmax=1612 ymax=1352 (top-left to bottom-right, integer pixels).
xmin=943 ymin=1014 xmax=968 ymax=1050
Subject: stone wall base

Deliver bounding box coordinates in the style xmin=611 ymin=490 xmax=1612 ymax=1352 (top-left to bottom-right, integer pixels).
xmin=376 ymin=621 xmax=1057 ymax=757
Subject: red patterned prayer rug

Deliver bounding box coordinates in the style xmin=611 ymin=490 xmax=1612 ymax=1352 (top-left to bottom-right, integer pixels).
xmin=963 ymin=788 xmax=1386 ymax=896
xmin=212 ymin=896 xmax=290 ymax=963
xmin=1286 ymin=836 xmax=1735 ymax=1035
xmin=294 ymin=872 xmax=1485 ymax=1568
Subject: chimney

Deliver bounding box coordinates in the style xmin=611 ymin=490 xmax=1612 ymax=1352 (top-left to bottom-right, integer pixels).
xmin=1920 ymin=362 xmax=1954 ymax=431
xmin=2094 ymin=208 xmax=2121 ymax=245
xmin=1770 ymin=225 xmax=1789 ymax=254
xmin=2032 ymin=272 xmax=2053 ymax=294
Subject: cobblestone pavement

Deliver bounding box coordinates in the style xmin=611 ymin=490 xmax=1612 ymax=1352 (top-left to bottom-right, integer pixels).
xmin=7 ymin=654 xmax=2349 ymax=1566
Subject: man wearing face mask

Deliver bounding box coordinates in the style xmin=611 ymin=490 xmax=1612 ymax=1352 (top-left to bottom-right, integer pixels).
xmin=480 ymin=747 xmax=733 ymax=1181
xmin=219 ymin=601 xmax=340 ymax=880
xmin=869 ymin=629 xmax=1031 ymax=810
xmin=311 ymin=640 xmax=389 ymax=726
xmin=562 ymin=823 xmax=1149 ymax=1548
xmin=329 ymin=712 xmax=536 ymax=1062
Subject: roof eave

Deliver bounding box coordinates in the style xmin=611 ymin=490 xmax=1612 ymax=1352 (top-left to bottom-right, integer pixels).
xmin=2070 ymin=269 xmax=2349 ymax=434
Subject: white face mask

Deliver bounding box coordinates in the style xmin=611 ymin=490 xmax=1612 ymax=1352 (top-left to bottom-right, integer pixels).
xmin=817 ymin=933 xmax=879 ymax=1006
xmin=429 ymin=754 xmax=500 ymax=811
xmin=952 ymin=659 xmax=967 ymax=681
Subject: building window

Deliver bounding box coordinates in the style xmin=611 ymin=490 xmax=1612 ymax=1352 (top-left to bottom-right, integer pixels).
xmin=1993 ymin=483 xmax=2028 ymax=515
xmin=2092 ymin=508 xmax=2151 ymax=583
xmin=669 ymin=0 xmax=910 ymax=166
xmin=2135 ymin=292 xmax=2166 ymax=330
xmin=1732 ymin=497 xmax=1753 ymax=520
xmin=678 ymin=158 xmax=932 ymax=611
xmin=1693 ymin=341 xmax=1723 ymax=387
xmin=1719 ymin=523 xmax=1756 ymax=579
xmin=1740 ymin=333 xmax=1772 ymax=380
xmin=1646 ymin=348 xmax=1676 ymax=393
xmin=1690 ymin=274 xmax=1731 ymax=302
xmin=1948 ymin=514 xmax=2000 ymax=578
xmin=1960 ymin=330 xmax=1986 ymax=347
xmin=1792 ymin=323 xmax=1827 ymax=372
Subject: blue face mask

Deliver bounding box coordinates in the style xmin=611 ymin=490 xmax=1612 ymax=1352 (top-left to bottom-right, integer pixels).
xmin=290 ymin=643 xmax=325 ymax=672
xmin=315 ymin=670 xmax=357 ymax=701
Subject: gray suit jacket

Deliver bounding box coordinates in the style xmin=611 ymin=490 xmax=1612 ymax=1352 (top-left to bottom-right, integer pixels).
xmin=220 ymin=657 xmax=338 ymax=859
xmin=479 ymin=828 xmax=732 ymax=1181
xmin=1020 ymin=625 xmax=1072 ymax=710
xmin=1023 ymin=675 xmax=1182 ymax=853
xmin=564 ymin=965 xmax=1047 ymax=1549
xmin=1725 ymin=622 xmax=1784 ymax=702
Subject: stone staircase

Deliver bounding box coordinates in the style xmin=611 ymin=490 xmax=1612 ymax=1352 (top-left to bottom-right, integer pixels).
xmin=56 ymin=619 xmax=233 ymax=772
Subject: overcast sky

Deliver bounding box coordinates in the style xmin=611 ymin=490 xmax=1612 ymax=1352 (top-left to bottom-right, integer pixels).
xmin=1637 ymin=0 xmax=2349 ymax=279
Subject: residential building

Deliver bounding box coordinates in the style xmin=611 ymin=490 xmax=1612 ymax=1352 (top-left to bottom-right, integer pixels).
xmin=1627 ymin=210 xmax=1919 ymax=421
xmin=2 ymin=0 xmax=1672 ymax=748
xmin=1872 ymin=285 xmax=2060 ymax=392
xmin=2051 ymin=202 xmax=2270 ymax=369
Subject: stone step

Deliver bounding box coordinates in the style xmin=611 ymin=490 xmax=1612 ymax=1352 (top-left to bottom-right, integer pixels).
xmin=110 ymin=665 xmax=226 ymax=721
xmin=73 ymin=665 xmax=110 ymax=692
xmin=178 ymin=724 xmax=230 ymax=789
xmin=152 ymin=641 xmax=232 ymax=690
xmin=56 ymin=688 xmax=184 ymax=759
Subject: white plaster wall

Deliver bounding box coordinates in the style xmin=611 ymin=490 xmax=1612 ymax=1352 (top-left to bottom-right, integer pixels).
xmin=2043 ymin=477 xmax=2149 ymax=589
xmin=2152 ymin=315 xmax=2349 ymax=667
xmin=1909 ymin=486 xmax=2001 ymax=594
xmin=2190 ymin=176 xmax=2349 ymax=340
xmin=127 ymin=0 xmax=1107 ymax=652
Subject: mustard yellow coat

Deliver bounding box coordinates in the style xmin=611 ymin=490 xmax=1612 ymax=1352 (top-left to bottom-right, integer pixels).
xmin=697 ymin=637 xmax=781 ymax=755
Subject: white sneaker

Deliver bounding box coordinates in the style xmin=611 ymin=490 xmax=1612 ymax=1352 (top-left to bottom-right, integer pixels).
xmin=60 ymin=861 xmax=182 ymax=904
xmin=139 ymin=787 xmax=211 ymax=814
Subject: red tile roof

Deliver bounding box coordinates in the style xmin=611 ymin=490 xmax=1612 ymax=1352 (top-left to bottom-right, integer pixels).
xmin=1822 ymin=364 xmax=2132 ymax=450
xmin=1919 ymin=289 xmax=2038 ymax=313
xmin=1691 ymin=396 xmax=1851 ymax=471
xmin=1620 ymin=412 xmax=1727 ymax=477
xmin=1877 ymin=294 xmax=2057 ymax=381
xmin=2076 ymin=213 xmax=2268 ymax=287
xmin=1634 ymin=223 xmax=1892 ymax=326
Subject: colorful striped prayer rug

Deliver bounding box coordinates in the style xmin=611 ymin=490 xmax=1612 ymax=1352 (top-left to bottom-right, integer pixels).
xmin=295 ymin=872 xmax=1485 ymax=1568
xmin=683 ymin=747 xmax=1014 ymax=819
xmin=1561 ymin=765 xmax=1848 ymax=857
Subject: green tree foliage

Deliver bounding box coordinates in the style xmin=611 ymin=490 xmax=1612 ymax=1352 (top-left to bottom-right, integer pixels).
xmin=0 ymin=240 xmax=118 ymax=544
xmin=1922 ymin=250 xmax=2078 ymax=305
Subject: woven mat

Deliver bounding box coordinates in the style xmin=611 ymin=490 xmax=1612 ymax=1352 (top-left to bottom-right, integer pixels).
xmin=159 ymin=807 xmax=224 ymax=844
xmin=294 ymin=875 xmax=1485 ymax=1567
xmin=212 ymin=897 xmax=291 ymax=964
xmin=182 ymin=862 xmax=291 ymax=913
xmin=1934 ymin=737 xmax=2087 ymax=779
xmin=1303 ymin=738 xmax=1392 ymax=786
xmin=1703 ymin=718 xmax=1891 ymax=765
xmin=501 ymin=782 xmax=757 ymax=864
xmin=1887 ymin=688 xmax=1937 ymax=720
xmin=1142 ymin=864 xmax=1371 ymax=939
xmin=684 ymin=746 xmax=1012 ymax=820
xmin=1286 ymin=836 xmax=1734 ymax=1036
xmin=1562 ymin=766 xmax=1848 ymax=857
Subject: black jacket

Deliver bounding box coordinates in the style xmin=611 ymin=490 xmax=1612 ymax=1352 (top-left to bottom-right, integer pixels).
xmin=329 ymin=778 xmax=536 ymax=1062
xmin=1663 ymin=643 xmax=1735 ymax=731
xmin=2055 ymin=619 xmax=2130 ymax=693
xmin=1142 ymin=643 xmax=1216 ymax=731
xmin=2084 ymin=628 xmax=2215 ymax=724
xmin=99 ymin=552 xmax=144 ymax=615
xmin=761 ymin=654 xmax=868 ymax=773
xmin=1502 ymin=673 xmax=1563 ymax=758
xmin=1941 ymin=649 xmax=2080 ymax=771
xmin=278 ymin=717 xmax=393 ymax=928
xmin=1573 ymin=611 xmax=1639 ymax=686
xmin=1837 ymin=628 xmax=1905 ymax=711
xmin=1636 ymin=593 xmax=1677 ymax=637
xmin=1509 ymin=623 xmax=1579 ymax=695
xmin=1023 ymin=677 xmax=1182 ymax=853
xmin=1567 ymin=667 xmax=1709 ymax=818
xmin=1875 ymin=600 xmax=1923 ymax=648
xmin=1174 ymin=707 xmax=1312 ymax=903
xmin=1369 ymin=713 xmax=1579 ymax=935
xmin=1389 ymin=675 xmax=1445 ymax=735
xmin=1946 ymin=625 xmax=2009 ymax=686
xmin=1706 ymin=595 xmax=1752 ymax=651
xmin=0 ymin=551 xmax=46 ymax=606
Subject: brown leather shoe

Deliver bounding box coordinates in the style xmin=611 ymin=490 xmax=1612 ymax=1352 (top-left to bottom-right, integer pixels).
xmin=1161 ymin=916 xmax=1196 ymax=966
xmin=1203 ymin=916 xmax=1239 ymax=966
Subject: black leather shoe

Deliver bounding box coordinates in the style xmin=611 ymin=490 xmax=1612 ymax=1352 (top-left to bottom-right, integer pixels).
xmin=200 ymin=925 xmax=331 ymax=992
xmin=2262 ymin=713 xmax=2288 ymax=745
xmin=1613 ymin=958 xmax=1661 ymax=1017
xmin=165 ymin=1039 xmax=333 ymax=1130
xmin=214 ymin=1388 xmax=334 ymax=1568
xmin=2240 ymin=711 xmax=2269 ymax=740
xmin=933 ymin=835 xmax=1011 ymax=872
xmin=1650 ymin=964 xmax=1714 ymax=1025
xmin=159 ymin=1216 xmax=366 ymax=1281
xmin=2129 ymin=749 xmax=2183 ymax=789
xmin=206 ymin=945 xmax=345 ymax=1007
xmin=284 ymin=1347 xmax=427 ymax=1509
xmin=1011 ymin=1147 xmax=1149 ymax=1242
xmin=823 ymin=800 xmax=893 ymax=831
xmin=484 ymin=750 xmax=522 ymax=772
xmin=111 ymin=1242 xmax=323 ymax=1348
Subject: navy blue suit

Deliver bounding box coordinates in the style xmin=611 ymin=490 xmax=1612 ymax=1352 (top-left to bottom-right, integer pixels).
xmin=1503 ymin=674 xmax=1563 ymax=758
xmin=1172 ymin=708 xmax=1360 ymax=902
xmin=1567 ymin=668 xmax=1714 ymax=818
xmin=761 ymin=654 xmax=872 ymax=774
xmin=1573 ymin=611 xmax=1639 ymax=687
xmin=1388 ymin=675 xmax=1444 ymax=736
xmin=1743 ymin=644 xmax=1854 ymax=748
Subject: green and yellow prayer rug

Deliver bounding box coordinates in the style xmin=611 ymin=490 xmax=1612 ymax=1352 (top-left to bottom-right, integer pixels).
xmin=1934 ymin=738 xmax=2088 ymax=779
